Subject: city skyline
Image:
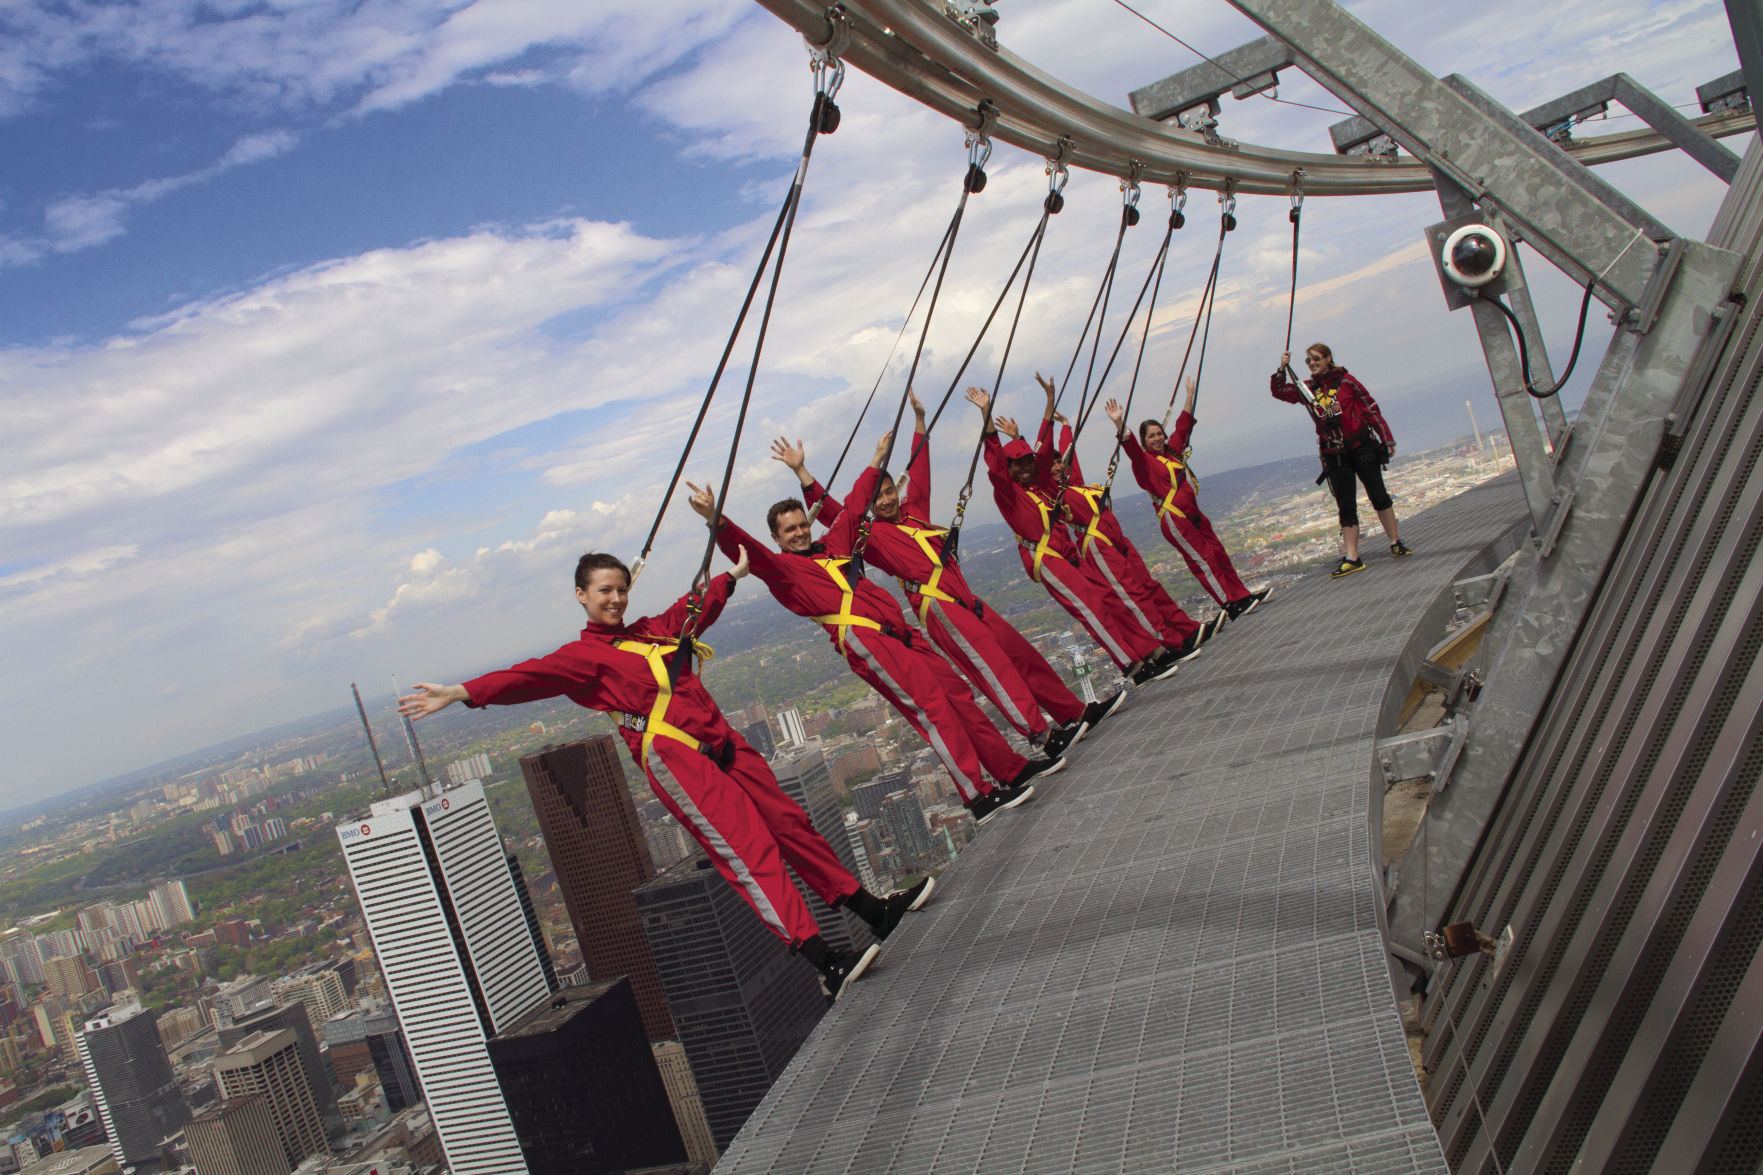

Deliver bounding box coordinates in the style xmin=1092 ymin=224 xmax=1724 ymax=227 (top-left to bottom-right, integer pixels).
xmin=1 ymin=1 xmax=1741 ymax=802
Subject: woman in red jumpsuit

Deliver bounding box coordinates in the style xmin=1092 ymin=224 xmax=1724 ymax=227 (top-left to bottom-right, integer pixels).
xmin=397 ymin=549 xmax=927 ymax=998
xmin=1104 ymin=379 xmax=1265 ymax=618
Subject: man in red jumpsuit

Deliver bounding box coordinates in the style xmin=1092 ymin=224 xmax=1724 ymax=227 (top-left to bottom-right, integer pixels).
xmin=1026 ymin=406 xmax=1208 ymax=660
xmin=771 ymin=395 xmax=1123 ymax=757
xmin=1105 ymin=379 xmax=1267 ymax=619
xmin=397 ymin=549 xmax=928 ymax=999
xmin=964 ymin=385 xmax=1182 ymax=687
xmin=686 ymin=455 xmax=1059 ymax=825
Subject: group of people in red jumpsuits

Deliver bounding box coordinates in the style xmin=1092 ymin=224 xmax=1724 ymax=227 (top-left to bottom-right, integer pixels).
xmin=397 ymin=344 xmax=1405 ymax=1000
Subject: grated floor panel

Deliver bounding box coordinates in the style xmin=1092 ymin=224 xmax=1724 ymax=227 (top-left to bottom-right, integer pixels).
xmin=717 ymin=476 xmax=1526 ymax=1173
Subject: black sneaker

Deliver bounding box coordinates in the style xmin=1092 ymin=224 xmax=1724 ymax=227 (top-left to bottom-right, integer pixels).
xmin=968 ymin=784 xmax=1037 ymax=826
xmin=1390 ymin=541 xmax=1413 ymax=559
xmin=1331 ymin=557 xmax=1366 ymax=578
xmin=822 ymin=943 xmax=882 ymax=1000
xmin=1224 ymin=595 xmax=1258 ymax=619
xmin=868 ymin=877 xmax=936 ymax=939
xmin=1132 ymin=657 xmax=1180 ymax=686
xmin=1083 ymin=689 xmax=1128 ymax=728
xmin=1010 ymin=757 xmax=1066 ymax=787
xmin=1209 ymin=610 xmax=1230 ymax=638
xmin=1171 ymin=633 xmax=1204 ymax=663
xmin=1041 ymin=718 xmax=1089 ymax=758
xmin=1252 ymin=586 xmax=1273 ymax=603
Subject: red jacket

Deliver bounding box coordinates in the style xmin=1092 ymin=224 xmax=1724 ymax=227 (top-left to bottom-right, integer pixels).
xmin=804 ymin=433 xmax=982 ymax=609
xmin=714 ymin=485 xmax=918 ymax=646
xmin=983 ymin=430 xmax=1080 ymax=561
xmin=1118 ymin=424 xmax=1195 ymax=507
xmin=462 ymin=574 xmax=739 ymax=752
xmin=1033 ymin=422 xmax=1129 ymax=551
xmin=1270 ymin=365 xmax=1394 ymax=453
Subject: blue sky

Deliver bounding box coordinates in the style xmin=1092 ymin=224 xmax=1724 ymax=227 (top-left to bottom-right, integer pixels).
xmin=0 ymin=0 xmax=1743 ymax=802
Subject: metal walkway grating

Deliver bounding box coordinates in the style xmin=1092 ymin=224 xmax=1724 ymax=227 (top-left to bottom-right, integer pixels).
xmin=718 ymin=475 xmax=1528 ymax=1174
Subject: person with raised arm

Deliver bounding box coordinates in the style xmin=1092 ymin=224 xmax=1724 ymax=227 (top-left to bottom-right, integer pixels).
xmin=773 ymin=392 xmax=1119 ymax=756
xmin=687 ymin=440 xmax=1063 ymax=827
xmin=1106 ymin=378 xmax=1267 ymax=617
xmin=966 ymin=384 xmax=1181 ymax=689
xmin=397 ymin=547 xmax=930 ymax=1000
xmin=1020 ymin=374 xmax=1207 ymax=662
xmin=1272 ymin=344 xmax=1409 ymax=578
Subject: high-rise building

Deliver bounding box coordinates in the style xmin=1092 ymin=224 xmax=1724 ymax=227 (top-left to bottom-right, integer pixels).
xmin=770 ymin=748 xmax=875 ymax=954
xmin=881 ymin=790 xmax=936 ymax=868
xmin=75 ymin=1002 xmax=191 ymax=1168
xmin=184 ymin=1094 xmax=286 ymax=1175
xmin=0 ymin=936 xmax=43 ymax=987
xmin=634 ymin=853 xmax=828 ymax=1150
xmin=336 ymin=782 xmax=550 ymax=1175
xmin=321 ymin=1009 xmax=421 ymax=1113
xmin=43 ymin=956 xmax=101 ymax=1002
xmin=642 ymin=819 xmax=695 ymax=873
xmin=517 ymin=738 xmax=674 ymax=1042
xmin=218 ymin=1001 xmax=340 ymax=1140
xmin=503 ymin=854 xmax=559 ymax=995
xmin=270 ymin=966 xmax=350 ymax=1027
xmin=651 ymin=1039 xmax=719 ymax=1169
xmin=485 ymin=980 xmax=686 ymax=1175
xmin=775 ymin=706 xmax=808 ymax=748
xmin=95 ymin=958 xmax=139 ymax=999
xmin=212 ymin=1028 xmax=328 ymax=1171
xmin=842 ymin=812 xmax=880 ymax=891
xmin=740 ymin=718 xmax=775 ymax=758
xmin=850 ymin=769 xmax=906 ymax=822
xmin=148 ymin=880 xmax=194 ymax=929
xmin=211 ymin=975 xmax=275 ymax=1028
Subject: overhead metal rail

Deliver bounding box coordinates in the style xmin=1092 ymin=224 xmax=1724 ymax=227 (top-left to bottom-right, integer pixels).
xmin=750 ymin=0 xmax=1754 ymax=196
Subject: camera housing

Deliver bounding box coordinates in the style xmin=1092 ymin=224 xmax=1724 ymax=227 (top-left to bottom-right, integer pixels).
xmin=1441 ymin=224 xmax=1508 ymax=287
xmin=1423 ymin=214 xmax=1521 ymax=310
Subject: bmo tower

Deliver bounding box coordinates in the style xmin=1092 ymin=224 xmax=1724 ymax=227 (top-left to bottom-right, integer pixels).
xmin=337 ymin=782 xmax=555 ymax=1175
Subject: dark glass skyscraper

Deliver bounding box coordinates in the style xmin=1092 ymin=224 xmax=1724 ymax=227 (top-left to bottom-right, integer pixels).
xmin=769 ymin=747 xmax=875 ymax=954
xmin=634 ymin=853 xmax=828 ymax=1150
xmin=518 ymin=737 xmax=675 ymax=1041
xmin=75 ymin=1002 xmax=191 ymax=1169
xmin=485 ymin=979 xmax=686 ymax=1175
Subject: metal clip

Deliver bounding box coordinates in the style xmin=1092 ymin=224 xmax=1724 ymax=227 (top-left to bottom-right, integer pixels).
xmin=805 ymin=6 xmax=850 ymax=99
xmin=1121 ymin=160 xmax=1144 ymax=205
xmin=1289 ymin=168 xmax=1305 ymax=212
xmin=966 ymin=99 xmax=998 ymax=170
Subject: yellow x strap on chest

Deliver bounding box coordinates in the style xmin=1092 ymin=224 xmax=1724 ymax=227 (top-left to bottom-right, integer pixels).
xmin=895 ymin=524 xmax=959 ymax=624
xmin=613 ymin=637 xmax=714 ymax=762
xmin=810 ymin=557 xmax=884 ymax=653
xmin=1155 ymin=453 xmax=1195 ymax=520
xmin=1015 ymin=491 xmax=1060 ymax=583
xmin=1070 ymin=485 xmax=1114 ymax=557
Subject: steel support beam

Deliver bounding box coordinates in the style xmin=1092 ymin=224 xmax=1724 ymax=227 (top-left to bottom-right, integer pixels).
xmin=751 ymin=0 xmax=1756 ymax=196
xmin=1221 ymin=0 xmax=1665 ymax=308
xmin=1127 ymin=35 xmax=1296 ymax=121
xmin=1728 ymin=0 xmax=1763 ymax=116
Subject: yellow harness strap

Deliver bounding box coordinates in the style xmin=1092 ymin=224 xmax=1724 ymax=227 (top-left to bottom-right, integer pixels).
xmin=1070 ymin=484 xmax=1114 ymax=558
xmin=894 ymin=524 xmax=959 ymax=624
xmin=612 ymin=637 xmax=714 ymax=763
xmin=1155 ymin=452 xmax=1195 ymax=521
xmin=809 ymin=557 xmax=884 ymax=653
xmin=1015 ymin=491 xmax=1060 ymax=583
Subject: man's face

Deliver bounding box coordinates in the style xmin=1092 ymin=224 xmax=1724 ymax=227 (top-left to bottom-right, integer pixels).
xmin=772 ymin=508 xmax=815 ymax=553
xmin=873 ymin=477 xmax=901 ymax=521
xmin=1008 ymin=455 xmax=1037 ymax=486
xmin=1143 ymin=424 xmax=1168 ymax=454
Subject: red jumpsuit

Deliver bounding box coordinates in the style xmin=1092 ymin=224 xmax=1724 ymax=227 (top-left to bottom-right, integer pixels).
xmin=983 ymin=432 xmax=1164 ymax=672
xmin=1120 ymin=415 xmax=1251 ymax=608
xmin=802 ymin=435 xmax=1086 ymax=739
xmin=461 ymin=574 xmax=846 ymax=947
xmin=715 ymin=488 xmax=1028 ymax=802
xmin=1039 ymin=422 xmax=1200 ymax=648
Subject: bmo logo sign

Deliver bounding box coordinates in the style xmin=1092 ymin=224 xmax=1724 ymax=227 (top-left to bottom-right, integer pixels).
xmin=422 ymin=795 xmax=454 ymax=819
xmin=340 ymin=823 xmax=371 ymax=842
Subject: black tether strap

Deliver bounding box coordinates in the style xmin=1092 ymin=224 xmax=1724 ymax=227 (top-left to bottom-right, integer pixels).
xmin=636 ymin=88 xmax=836 ymax=581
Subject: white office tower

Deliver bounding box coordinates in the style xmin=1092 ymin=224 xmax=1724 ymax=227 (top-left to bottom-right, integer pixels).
xmin=776 ymin=704 xmax=808 ymax=747
xmin=337 ymin=781 xmax=553 ymax=1175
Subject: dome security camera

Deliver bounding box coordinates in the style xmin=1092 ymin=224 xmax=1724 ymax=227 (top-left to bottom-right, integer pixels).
xmin=1441 ymin=224 xmax=1508 ymax=288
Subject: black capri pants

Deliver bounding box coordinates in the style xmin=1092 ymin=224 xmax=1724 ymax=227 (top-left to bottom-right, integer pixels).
xmin=1322 ymin=443 xmax=1393 ymax=527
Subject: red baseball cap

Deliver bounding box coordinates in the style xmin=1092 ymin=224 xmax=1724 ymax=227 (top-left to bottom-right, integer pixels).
xmin=1001 ymin=438 xmax=1034 ymax=460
